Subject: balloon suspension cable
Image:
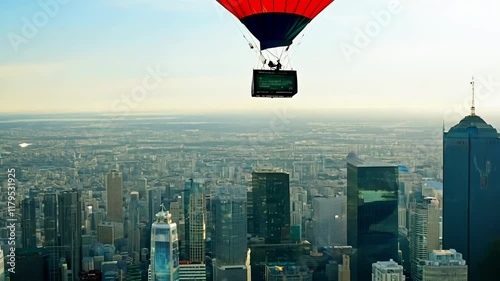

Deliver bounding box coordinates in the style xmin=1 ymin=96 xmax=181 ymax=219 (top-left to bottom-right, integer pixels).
xmin=229 ymin=13 xmax=260 ymax=55
xmin=281 ymin=25 xmax=310 ymax=69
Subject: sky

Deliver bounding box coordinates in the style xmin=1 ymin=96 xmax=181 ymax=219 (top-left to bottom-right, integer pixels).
xmin=1 ymin=0 xmax=500 ymax=124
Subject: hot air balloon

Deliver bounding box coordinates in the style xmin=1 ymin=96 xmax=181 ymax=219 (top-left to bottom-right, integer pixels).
xmin=216 ymin=0 xmax=334 ymax=98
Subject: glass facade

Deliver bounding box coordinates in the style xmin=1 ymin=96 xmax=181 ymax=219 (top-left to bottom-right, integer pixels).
xmin=213 ymin=186 xmax=247 ymax=265
xmin=443 ymin=115 xmax=500 ymax=281
xmin=252 ymin=169 xmax=290 ymax=244
xmin=150 ymin=212 xmax=179 ymax=281
xmin=347 ymin=156 xmax=399 ymax=281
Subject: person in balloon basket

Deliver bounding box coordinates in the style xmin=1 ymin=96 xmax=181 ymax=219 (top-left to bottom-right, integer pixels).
xmin=268 ymin=60 xmax=282 ymax=71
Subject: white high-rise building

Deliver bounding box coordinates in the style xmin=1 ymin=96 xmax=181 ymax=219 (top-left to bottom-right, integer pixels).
xmin=419 ymin=249 xmax=467 ymax=281
xmin=178 ymin=264 xmax=206 ymax=281
xmin=372 ymin=259 xmax=405 ymax=281
xmin=149 ymin=207 xmax=179 ymax=281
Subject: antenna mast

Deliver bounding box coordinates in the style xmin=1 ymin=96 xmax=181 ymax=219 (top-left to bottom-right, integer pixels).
xmin=470 ymin=76 xmax=476 ymax=116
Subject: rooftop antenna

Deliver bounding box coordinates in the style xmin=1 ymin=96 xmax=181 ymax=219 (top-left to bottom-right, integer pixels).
xmin=470 ymin=76 xmax=476 ymax=116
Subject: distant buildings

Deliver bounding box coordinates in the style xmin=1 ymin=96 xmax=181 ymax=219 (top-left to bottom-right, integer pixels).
xmin=149 ymin=208 xmax=179 ymax=281
xmin=371 ymin=259 xmax=404 ymax=281
xmin=347 ymin=154 xmax=399 ymax=281
xmin=418 ymin=249 xmax=467 ymax=281
xmin=443 ymin=106 xmax=500 ymax=280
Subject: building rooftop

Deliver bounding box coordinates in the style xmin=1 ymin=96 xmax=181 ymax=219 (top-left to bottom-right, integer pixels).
xmin=372 ymin=259 xmax=403 ymax=269
xmin=253 ymin=167 xmax=287 ymax=174
xmin=427 ymin=249 xmax=466 ymax=266
xmin=447 ymin=115 xmax=499 ymax=137
xmin=266 ymin=264 xmax=311 ymax=275
xmin=347 ymin=153 xmax=397 ymax=168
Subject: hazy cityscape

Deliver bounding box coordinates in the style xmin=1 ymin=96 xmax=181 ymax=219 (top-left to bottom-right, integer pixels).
xmin=2 ymin=0 xmax=500 ymax=280
xmin=1 ymin=109 xmax=497 ymax=281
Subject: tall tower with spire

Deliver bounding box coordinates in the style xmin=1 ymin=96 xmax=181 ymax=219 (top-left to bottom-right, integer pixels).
xmin=470 ymin=76 xmax=476 ymax=116
xmin=442 ymin=78 xmax=500 ymax=281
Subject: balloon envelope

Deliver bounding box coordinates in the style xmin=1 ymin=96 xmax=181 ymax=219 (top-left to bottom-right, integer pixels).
xmin=217 ymin=0 xmax=334 ymax=50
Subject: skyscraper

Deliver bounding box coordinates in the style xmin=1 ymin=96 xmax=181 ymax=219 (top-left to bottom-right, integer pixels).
xmin=347 ymin=154 xmax=399 ymax=281
xmin=43 ymin=193 xmax=58 ymax=247
xmin=185 ymin=178 xmax=206 ymax=263
xmin=21 ymin=197 xmax=37 ymax=248
xmin=409 ymin=197 xmax=440 ymax=281
xmin=149 ymin=207 xmax=179 ymax=281
xmin=128 ymin=191 xmax=141 ymax=264
xmin=443 ymin=82 xmax=500 ymax=281
xmin=252 ymin=168 xmax=290 ymax=244
xmin=106 ymin=169 xmax=123 ymax=223
xmin=212 ymin=186 xmax=248 ymax=281
xmin=58 ymin=190 xmax=82 ymax=281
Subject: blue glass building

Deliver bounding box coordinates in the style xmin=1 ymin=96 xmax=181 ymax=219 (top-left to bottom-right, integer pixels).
xmin=443 ymin=111 xmax=500 ymax=281
xmin=150 ymin=208 xmax=179 ymax=281
xmin=347 ymin=154 xmax=399 ymax=281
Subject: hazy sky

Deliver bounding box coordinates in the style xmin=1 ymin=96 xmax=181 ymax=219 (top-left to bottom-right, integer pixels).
xmin=1 ymin=0 xmax=500 ymax=122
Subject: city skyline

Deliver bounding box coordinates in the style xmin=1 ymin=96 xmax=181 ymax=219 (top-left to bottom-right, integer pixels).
xmin=0 ymin=81 xmax=498 ymax=280
xmin=1 ymin=0 xmax=500 ymax=114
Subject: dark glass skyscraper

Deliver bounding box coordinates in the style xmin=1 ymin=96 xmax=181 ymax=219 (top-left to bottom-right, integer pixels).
xmin=212 ymin=186 xmax=248 ymax=281
xmin=21 ymin=197 xmax=37 ymax=248
xmin=43 ymin=193 xmax=58 ymax=247
xmin=252 ymin=168 xmax=290 ymax=244
xmin=347 ymin=154 xmax=399 ymax=281
xmin=58 ymin=190 xmax=82 ymax=281
xmin=443 ymin=109 xmax=500 ymax=280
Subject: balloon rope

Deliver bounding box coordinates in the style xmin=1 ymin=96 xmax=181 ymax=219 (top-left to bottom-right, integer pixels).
xmin=229 ymin=14 xmax=260 ymax=55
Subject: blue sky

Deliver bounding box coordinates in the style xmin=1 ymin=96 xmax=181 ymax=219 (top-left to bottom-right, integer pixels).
xmin=1 ymin=0 xmax=500 ymax=123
